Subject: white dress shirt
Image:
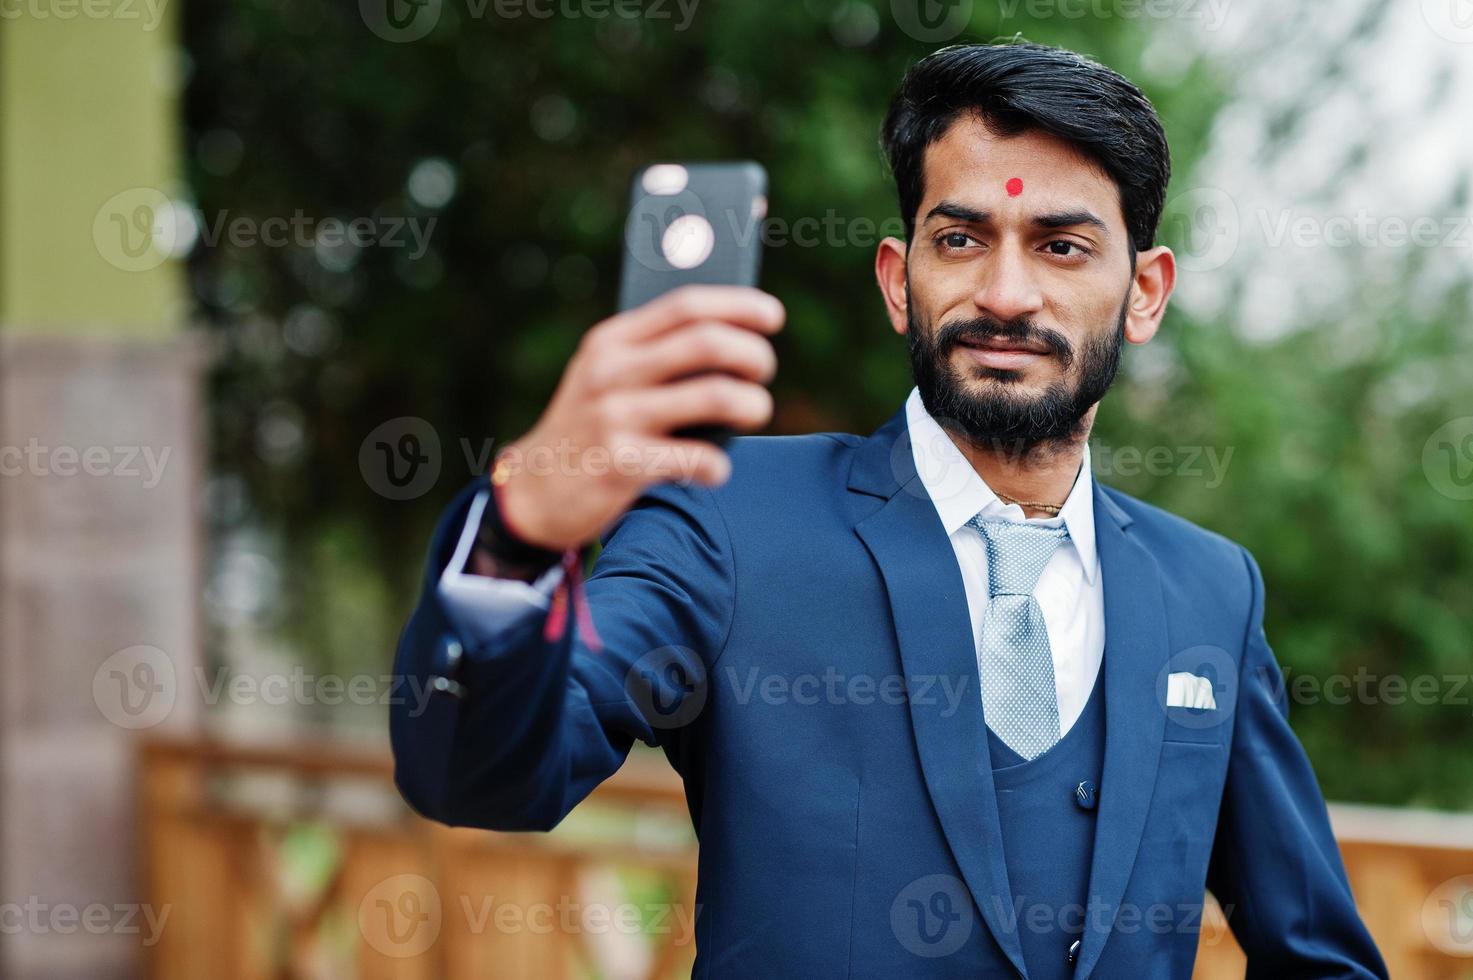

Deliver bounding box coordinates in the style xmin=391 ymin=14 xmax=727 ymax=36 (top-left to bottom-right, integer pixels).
xmin=438 ymin=489 xmax=559 ymax=647
xmin=904 ymin=387 xmax=1104 ymax=736
xmin=439 ymin=387 xmax=1105 ymax=736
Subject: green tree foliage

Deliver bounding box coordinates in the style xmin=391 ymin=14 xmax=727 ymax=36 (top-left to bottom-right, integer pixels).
xmin=184 ymin=0 xmax=1472 ymax=805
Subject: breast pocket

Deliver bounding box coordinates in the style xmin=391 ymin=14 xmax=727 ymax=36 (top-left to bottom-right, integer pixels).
xmin=1157 ymin=648 xmax=1239 ymax=746
xmin=1149 ymin=740 xmax=1228 ymax=838
xmin=1162 ymin=702 xmax=1233 ymax=745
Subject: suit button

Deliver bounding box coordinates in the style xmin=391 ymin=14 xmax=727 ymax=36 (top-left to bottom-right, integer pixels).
xmin=1067 ymin=938 xmax=1081 ymax=965
xmin=1074 ymin=780 xmax=1097 ymax=810
xmin=442 ymin=637 xmax=464 ymax=673
xmin=429 ymin=674 xmax=467 ymax=700
xmin=429 ymin=636 xmax=468 ymax=700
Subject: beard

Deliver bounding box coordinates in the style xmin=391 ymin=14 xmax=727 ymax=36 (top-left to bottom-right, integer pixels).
xmin=906 ymin=294 xmax=1128 ymax=454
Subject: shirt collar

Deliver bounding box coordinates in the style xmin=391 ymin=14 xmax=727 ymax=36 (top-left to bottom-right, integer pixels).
xmin=905 ymin=387 xmax=1099 ymax=584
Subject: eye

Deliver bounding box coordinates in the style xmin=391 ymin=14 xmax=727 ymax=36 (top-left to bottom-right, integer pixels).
xmin=1043 ymin=239 xmax=1091 ymax=258
xmin=936 ymin=231 xmax=979 ymax=251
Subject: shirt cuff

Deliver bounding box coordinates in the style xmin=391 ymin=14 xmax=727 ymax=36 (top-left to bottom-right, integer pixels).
xmin=437 ymin=489 xmax=564 ymax=646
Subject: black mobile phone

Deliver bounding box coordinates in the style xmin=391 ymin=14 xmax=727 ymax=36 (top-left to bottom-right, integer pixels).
xmin=617 ymin=161 xmax=768 ymax=445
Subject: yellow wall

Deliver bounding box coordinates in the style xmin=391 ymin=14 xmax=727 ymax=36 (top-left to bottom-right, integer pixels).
xmin=0 ymin=1 xmax=186 ymax=337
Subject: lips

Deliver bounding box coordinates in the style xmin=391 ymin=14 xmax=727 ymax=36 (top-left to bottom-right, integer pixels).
xmin=955 ymin=335 xmax=1052 ymax=356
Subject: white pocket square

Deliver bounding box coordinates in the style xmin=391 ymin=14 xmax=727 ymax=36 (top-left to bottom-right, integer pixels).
xmin=1166 ymin=672 xmax=1218 ymax=710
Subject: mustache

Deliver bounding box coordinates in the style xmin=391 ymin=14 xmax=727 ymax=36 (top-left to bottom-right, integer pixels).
xmin=935 ymin=316 xmax=1075 ymax=369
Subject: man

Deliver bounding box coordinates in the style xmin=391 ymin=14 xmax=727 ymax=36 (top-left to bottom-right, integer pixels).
xmin=391 ymin=42 xmax=1387 ymax=978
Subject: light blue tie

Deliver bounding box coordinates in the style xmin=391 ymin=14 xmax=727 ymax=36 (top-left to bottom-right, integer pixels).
xmin=966 ymin=516 xmax=1069 ymax=762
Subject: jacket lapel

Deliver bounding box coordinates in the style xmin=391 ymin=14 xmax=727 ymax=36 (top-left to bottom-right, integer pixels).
xmin=1073 ymin=485 xmax=1171 ymax=979
xmin=849 ymin=409 xmax=1030 ymax=977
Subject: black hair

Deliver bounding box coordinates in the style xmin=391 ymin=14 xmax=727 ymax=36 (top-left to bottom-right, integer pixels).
xmin=881 ymin=41 xmax=1171 ymax=254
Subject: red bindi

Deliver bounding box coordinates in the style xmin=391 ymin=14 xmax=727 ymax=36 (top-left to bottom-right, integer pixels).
xmin=1006 ymin=177 xmax=1024 ymax=197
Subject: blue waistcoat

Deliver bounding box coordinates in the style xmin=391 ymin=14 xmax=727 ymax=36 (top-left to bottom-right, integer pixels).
xmin=987 ymin=672 xmax=1106 ymax=979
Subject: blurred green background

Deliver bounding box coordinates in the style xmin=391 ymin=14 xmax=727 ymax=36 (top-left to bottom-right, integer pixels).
xmin=181 ymin=0 xmax=1473 ymax=808
xmin=8 ymin=1 xmax=1473 ymax=976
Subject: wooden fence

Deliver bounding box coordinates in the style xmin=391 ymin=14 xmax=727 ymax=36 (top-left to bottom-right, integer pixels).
xmin=138 ymin=735 xmax=1473 ymax=979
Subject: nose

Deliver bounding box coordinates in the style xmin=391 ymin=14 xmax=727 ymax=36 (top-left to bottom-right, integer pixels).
xmin=970 ymin=243 xmax=1044 ymax=323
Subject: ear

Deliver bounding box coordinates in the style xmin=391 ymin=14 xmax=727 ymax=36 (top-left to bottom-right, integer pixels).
xmin=1124 ymin=245 xmax=1176 ymax=345
xmin=874 ymin=236 xmax=910 ymax=337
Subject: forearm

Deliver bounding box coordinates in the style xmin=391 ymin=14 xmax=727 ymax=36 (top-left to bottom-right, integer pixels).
xmin=390 ymin=477 xmax=733 ymax=832
xmin=389 ymin=482 xmax=585 ymax=828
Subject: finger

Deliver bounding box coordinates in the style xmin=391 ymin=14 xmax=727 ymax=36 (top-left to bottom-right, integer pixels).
xmin=606 ymin=285 xmax=784 ymax=344
xmin=619 ymin=375 xmax=774 ymax=436
xmin=618 ymin=321 xmax=777 ymax=388
xmin=635 ymin=438 xmax=733 ymax=486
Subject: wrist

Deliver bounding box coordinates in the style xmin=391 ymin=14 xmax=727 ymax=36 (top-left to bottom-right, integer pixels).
xmin=476 ymin=456 xmax=564 ymax=575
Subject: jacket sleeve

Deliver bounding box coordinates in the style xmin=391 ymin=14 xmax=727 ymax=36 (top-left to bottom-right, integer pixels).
xmin=1204 ymin=546 xmax=1388 ymax=978
xmin=389 ymin=476 xmax=734 ymax=832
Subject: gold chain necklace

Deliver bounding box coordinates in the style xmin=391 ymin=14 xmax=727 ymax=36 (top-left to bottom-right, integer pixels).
xmin=993 ymin=489 xmax=1063 ymax=516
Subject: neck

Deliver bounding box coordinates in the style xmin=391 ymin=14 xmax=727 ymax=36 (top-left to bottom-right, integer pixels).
xmin=944 ymin=409 xmax=1095 ymax=520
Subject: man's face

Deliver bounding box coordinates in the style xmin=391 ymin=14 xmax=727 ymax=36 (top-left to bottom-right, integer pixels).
xmin=903 ymin=115 xmax=1136 ymax=451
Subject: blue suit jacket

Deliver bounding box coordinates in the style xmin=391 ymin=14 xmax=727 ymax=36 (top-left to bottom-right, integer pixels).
xmin=391 ymin=405 xmax=1387 ymax=978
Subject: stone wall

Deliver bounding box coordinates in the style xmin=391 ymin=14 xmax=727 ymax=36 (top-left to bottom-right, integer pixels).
xmin=0 ymin=332 xmax=204 ymax=979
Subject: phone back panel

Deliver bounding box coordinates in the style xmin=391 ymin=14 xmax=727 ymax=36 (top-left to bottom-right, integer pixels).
xmin=617 ymin=162 xmax=767 ymax=311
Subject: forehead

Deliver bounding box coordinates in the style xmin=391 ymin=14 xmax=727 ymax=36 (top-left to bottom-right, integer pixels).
xmin=920 ymin=114 xmax=1123 ymax=221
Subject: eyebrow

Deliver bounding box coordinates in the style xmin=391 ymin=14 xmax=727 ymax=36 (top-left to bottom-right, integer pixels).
xmin=923 ymin=200 xmax=1110 ymax=236
xmin=1035 ymin=209 xmax=1110 ymax=234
